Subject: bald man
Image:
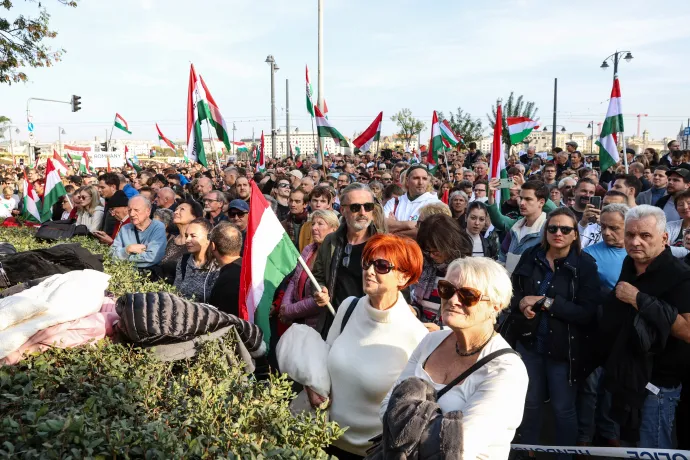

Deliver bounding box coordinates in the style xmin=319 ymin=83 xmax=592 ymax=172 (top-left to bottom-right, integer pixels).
xmin=155 ymin=187 xmax=178 ymax=211
xmin=110 ymin=196 xmax=166 ymax=268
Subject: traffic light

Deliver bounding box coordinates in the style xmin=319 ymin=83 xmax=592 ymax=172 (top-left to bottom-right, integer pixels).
xmin=71 ymin=95 xmax=82 ymax=112
xmin=100 ymin=143 xmax=107 ymax=151
xmin=34 ymin=147 xmax=41 ymax=161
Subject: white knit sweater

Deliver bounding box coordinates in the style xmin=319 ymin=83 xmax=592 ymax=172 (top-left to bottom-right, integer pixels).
xmin=326 ymin=294 xmax=428 ymax=456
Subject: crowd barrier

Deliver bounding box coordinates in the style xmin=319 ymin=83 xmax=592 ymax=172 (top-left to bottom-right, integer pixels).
xmin=511 ymin=444 xmax=690 ymax=459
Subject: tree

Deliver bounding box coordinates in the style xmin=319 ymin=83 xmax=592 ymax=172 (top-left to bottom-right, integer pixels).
xmin=1 ymin=1 xmax=78 ymax=85
xmin=391 ymin=108 xmax=425 ymax=149
xmin=487 ymin=92 xmax=539 ymax=148
xmin=437 ymin=107 xmax=484 ymax=147
xmin=0 ymin=116 xmax=10 ymax=124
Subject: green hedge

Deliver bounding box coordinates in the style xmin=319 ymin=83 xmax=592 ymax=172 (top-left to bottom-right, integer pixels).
xmin=0 ymin=228 xmax=343 ymax=458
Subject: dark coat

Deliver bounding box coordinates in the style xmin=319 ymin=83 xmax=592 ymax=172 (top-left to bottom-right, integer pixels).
xmin=510 ymin=244 xmax=601 ymax=383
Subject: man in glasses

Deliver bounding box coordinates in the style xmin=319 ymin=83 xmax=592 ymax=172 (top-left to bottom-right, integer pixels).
xmin=383 ymin=165 xmax=440 ymax=238
xmin=274 ymin=177 xmax=292 ymax=221
xmin=227 ymin=199 xmax=249 ymax=255
xmin=472 ymin=181 xmax=488 ymax=203
xmin=380 ymin=173 xmax=393 ymax=185
xmin=312 ymin=183 xmax=377 ymax=338
xmin=203 ymin=191 xmax=229 ymax=227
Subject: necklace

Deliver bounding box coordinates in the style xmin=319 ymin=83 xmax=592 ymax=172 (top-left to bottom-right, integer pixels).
xmin=455 ymin=331 xmax=495 ymax=357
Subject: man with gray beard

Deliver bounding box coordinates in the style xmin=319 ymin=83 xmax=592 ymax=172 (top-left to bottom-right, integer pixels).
xmin=312 ymin=183 xmax=378 ymax=338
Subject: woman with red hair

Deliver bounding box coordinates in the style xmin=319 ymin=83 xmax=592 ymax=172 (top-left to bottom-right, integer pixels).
xmin=307 ymin=233 xmax=428 ymax=459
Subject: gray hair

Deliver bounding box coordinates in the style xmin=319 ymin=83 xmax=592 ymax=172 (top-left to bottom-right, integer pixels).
xmin=558 ymin=177 xmax=577 ymax=188
xmin=449 ymin=190 xmax=468 ymax=202
xmin=601 ymin=203 xmax=630 ymax=221
xmin=153 ymin=208 xmax=174 ymax=228
xmin=310 ymin=209 xmax=340 ymax=229
xmin=129 ymin=195 xmax=152 ymax=210
xmin=211 ymin=190 xmax=228 ymax=205
xmin=445 ymin=257 xmax=513 ymax=313
xmin=223 ymin=167 xmax=238 ymax=175
xmin=340 ymin=182 xmax=375 ymax=205
xmin=625 ymin=204 xmax=666 ymax=234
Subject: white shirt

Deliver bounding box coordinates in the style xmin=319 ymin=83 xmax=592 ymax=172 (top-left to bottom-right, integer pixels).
xmin=0 ymin=197 xmax=17 ymax=218
xmin=470 ymin=233 xmax=484 ymax=257
xmin=381 ymin=331 xmax=528 ymax=460
xmin=383 ymin=192 xmax=440 ymax=222
xmin=326 ymin=294 xmax=428 ymax=456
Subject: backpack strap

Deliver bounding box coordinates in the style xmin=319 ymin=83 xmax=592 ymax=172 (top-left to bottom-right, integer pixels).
xmin=340 ymin=296 xmax=360 ymax=334
xmin=180 ymin=253 xmax=191 ymax=281
xmin=437 ymin=348 xmax=518 ymax=400
xmin=133 ymin=225 xmax=141 ymax=244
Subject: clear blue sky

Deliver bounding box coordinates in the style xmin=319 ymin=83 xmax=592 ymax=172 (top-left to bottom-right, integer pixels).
xmin=1 ymin=0 xmax=688 ymax=145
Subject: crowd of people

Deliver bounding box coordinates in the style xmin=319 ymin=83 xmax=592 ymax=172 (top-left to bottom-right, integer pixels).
xmin=2 ymin=137 xmax=690 ymax=458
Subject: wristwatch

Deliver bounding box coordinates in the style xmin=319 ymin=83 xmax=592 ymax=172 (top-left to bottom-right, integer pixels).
xmin=543 ymin=297 xmax=554 ymax=310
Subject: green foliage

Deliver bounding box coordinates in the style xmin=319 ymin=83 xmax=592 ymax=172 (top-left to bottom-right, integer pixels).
xmin=391 ymin=108 xmax=426 ymax=147
xmin=0 ymin=335 xmax=343 ymax=458
xmin=0 ymin=227 xmax=343 ymax=457
xmin=1 ymin=0 xmax=78 ymax=84
xmin=437 ymin=108 xmax=484 ymax=146
xmin=487 ymin=92 xmax=539 ymax=147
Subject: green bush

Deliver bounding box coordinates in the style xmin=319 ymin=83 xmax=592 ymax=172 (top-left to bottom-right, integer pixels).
xmin=0 ymin=228 xmax=344 ymax=458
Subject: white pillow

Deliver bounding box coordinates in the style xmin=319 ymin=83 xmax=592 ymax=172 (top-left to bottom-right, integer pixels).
xmin=276 ymin=324 xmax=331 ymax=397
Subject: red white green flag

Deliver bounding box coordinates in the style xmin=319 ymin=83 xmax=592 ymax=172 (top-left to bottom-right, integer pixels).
xmin=21 ymin=172 xmax=42 ymax=223
xmin=52 ymin=150 xmax=68 ymax=175
xmin=353 ymin=112 xmax=382 ymax=153
xmin=427 ymin=111 xmax=444 ymax=173
xmin=156 ymin=123 xmax=176 ymax=151
xmin=42 ymin=158 xmax=67 ymax=220
xmin=239 ymin=180 xmax=300 ymax=344
xmin=490 ymin=103 xmax=509 ymax=203
xmin=306 ymin=65 xmax=315 ymax=118
xmin=440 ymin=119 xmax=460 ymax=147
xmin=315 ymin=105 xmax=349 ymax=147
xmin=507 ymin=117 xmax=540 ymax=145
xmin=596 ymin=78 xmax=624 ymax=172
xmin=114 ymin=113 xmax=131 ymax=134
xmin=255 ymin=131 xmax=265 ymax=172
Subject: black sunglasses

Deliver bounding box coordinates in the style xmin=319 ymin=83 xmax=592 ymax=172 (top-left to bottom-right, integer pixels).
xmin=346 ymin=202 xmax=375 ymax=213
xmin=547 ymin=225 xmax=575 ymax=235
xmin=228 ymin=211 xmax=247 ymax=218
xmin=362 ymin=259 xmax=395 ymax=275
xmin=437 ymin=281 xmax=489 ymax=306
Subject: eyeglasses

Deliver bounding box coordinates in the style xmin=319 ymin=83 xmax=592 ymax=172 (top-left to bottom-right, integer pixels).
xmin=203 ymin=199 xmax=220 ymax=203
xmin=473 ymin=188 xmax=486 ymax=193
xmin=77 ymin=195 xmax=89 ymax=200
xmin=342 ymin=243 xmax=352 ymax=268
xmin=228 ymin=211 xmax=247 ymax=218
xmin=345 ymin=202 xmax=375 ymax=213
xmin=362 ymin=259 xmax=395 ymax=275
xmin=381 ymin=177 xmax=392 ymax=182
xmin=277 ymin=183 xmax=291 ymax=188
xmin=437 ymin=281 xmax=489 ymax=305
xmin=546 ymin=225 xmax=575 ymax=235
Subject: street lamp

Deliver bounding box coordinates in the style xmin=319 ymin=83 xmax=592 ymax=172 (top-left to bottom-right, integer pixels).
xmin=543 ymin=126 xmax=567 ymax=133
xmin=600 ymin=51 xmax=633 ymax=80
xmin=58 ymin=127 xmax=66 ymax=157
xmin=265 ymin=55 xmax=279 ymax=159
xmin=587 ymin=122 xmax=596 ymax=153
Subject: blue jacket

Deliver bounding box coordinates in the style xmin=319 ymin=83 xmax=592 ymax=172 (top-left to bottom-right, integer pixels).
xmin=123 ymin=183 xmax=140 ymax=199
xmin=499 ymin=212 xmax=547 ymax=266
xmin=111 ymin=219 xmax=166 ymax=268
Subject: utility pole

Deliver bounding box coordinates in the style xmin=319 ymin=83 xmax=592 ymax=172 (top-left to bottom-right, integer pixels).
xmin=265 ymin=55 xmax=279 ymax=159
xmin=551 ymin=78 xmax=557 ymax=151
xmin=232 ymin=122 xmax=236 ymax=158
xmin=286 ymin=79 xmax=291 ymax=158
xmin=317 ymin=0 xmax=325 ymax=164
xmin=636 ymin=114 xmax=648 ymax=138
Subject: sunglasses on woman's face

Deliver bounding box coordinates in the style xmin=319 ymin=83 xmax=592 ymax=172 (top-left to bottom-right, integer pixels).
xmin=362 ymin=258 xmax=395 ymax=275
xmin=346 ymin=202 xmax=375 ymax=213
xmin=437 ymin=280 xmax=489 ymax=306
xmin=546 ymin=225 xmax=575 ymax=235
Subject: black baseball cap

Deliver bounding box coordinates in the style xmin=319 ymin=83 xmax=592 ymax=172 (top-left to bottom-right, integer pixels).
xmin=667 ymin=167 xmax=690 ymax=182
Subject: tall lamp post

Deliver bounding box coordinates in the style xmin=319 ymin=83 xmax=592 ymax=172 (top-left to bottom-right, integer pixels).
xmin=265 ymin=55 xmax=279 ymax=159
xmin=600 ymin=51 xmax=633 ymax=80
xmin=58 ymin=127 xmax=66 ymax=157
xmin=587 ymin=122 xmax=595 ymax=153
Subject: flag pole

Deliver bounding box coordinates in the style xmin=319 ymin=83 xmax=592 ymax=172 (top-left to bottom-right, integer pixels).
xmin=297 ymin=255 xmax=336 ymax=317
xmin=107 ymin=117 xmax=115 ymax=153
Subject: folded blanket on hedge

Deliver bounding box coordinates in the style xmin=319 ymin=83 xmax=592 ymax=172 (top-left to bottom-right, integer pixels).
xmin=0 ymin=297 xmax=119 ymax=365
xmin=0 ymin=269 xmax=111 ymax=359
xmin=115 ymin=292 xmax=265 ymax=357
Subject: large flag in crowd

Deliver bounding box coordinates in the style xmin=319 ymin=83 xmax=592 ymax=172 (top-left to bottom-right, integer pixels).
xmin=507 ymin=117 xmax=539 ymax=145
xmin=239 ymin=181 xmax=299 ymax=345
xmin=440 ymin=119 xmax=460 ymax=148
xmin=428 ymin=111 xmax=443 ymax=173
xmin=186 ymin=63 xmax=231 ymax=167
xmin=306 ymin=65 xmax=315 ymax=118
xmin=22 ymin=173 xmax=42 ymax=223
xmin=255 ymin=131 xmax=265 ymax=172
xmin=42 ymin=158 xmax=67 ymax=220
xmin=490 ymin=103 xmax=509 ymax=203
xmin=52 ymin=150 xmax=68 ymax=176
xmin=315 ymin=105 xmax=349 ymax=147
xmin=114 ymin=113 xmax=131 ymax=134
xmin=353 ymin=112 xmax=382 ymax=153
xmin=232 ymin=141 xmax=249 ymax=154
xmin=596 ymin=78 xmax=624 ymax=172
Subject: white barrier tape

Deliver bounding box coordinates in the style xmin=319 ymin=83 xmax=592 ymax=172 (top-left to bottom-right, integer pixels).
xmin=511 ymin=444 xmax=690 ymax=459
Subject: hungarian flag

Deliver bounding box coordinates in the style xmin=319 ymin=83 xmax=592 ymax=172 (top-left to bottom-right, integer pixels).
xmin=323 ymin=99 xmax=329 ymax=119
xmin=315 ymin=105 xmax=349 ymax=147
xmin=428 ymin=111 xmax=444 ymax=173
xmin=353 ymin=112 xmax=383 ymax=153
xmin=21 ymin=173 xmax=42 ymax=223
xmin=256 ymin=131 xmax=265 ymax=172
xmin=42 ymin=158 xmax=67 ymax=219
xmin=440 ymin=119 xmax=460 ymax=147
xmin=507 ymin=117 xmax=540 ymax=145
xmin=52 ymin=150 xmax=68 ymax=175
xmin=306 ymin=65 xmax=315 ymax=118
xmin=79 ymin=151 xmax=91 ymax=174
xmin=156 ymin=123 xmax=176 ymax=151
xmin=114 ymin=113 xmax=132 ymax=134
xmin=239 ymin=181 xmax=300 ymax=345
xmin=186 ymin=64 xmax=231 ymax=167
xmin=232 ymin=141 xmax=249 ymax=153
xmin=125 ymin=145 xmax=142 ymax=173
xmin=489 ymin=103 xmax=509 ymax=203
xmin=596 ymin=78 xmax=624 ymax=172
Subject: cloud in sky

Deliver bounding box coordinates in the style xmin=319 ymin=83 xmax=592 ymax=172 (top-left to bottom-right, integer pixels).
xmin=1 ymin=0 xmax=688 ymax=145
